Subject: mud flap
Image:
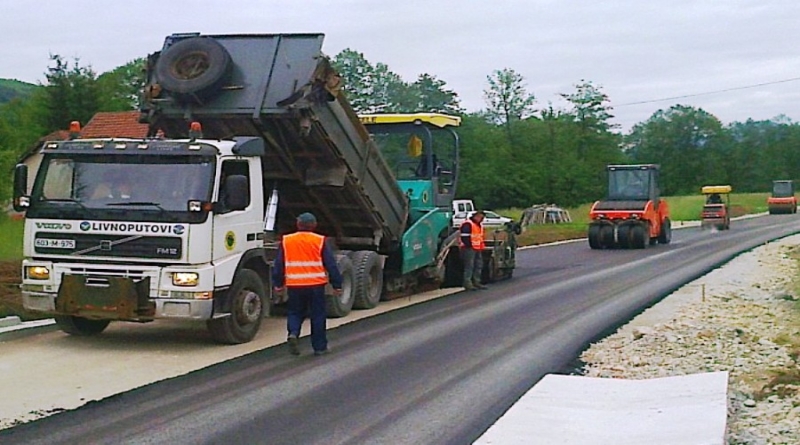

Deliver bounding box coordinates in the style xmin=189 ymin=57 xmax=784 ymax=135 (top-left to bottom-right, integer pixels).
xmin=56 ymin=275 xmax=153 ymax=319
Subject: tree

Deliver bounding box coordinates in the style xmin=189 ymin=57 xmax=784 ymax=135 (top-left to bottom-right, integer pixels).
xmin=332 ymin=49 xmax=462 ymax=114
xmin=97 ymin=58 xmax=146 ymax=111
xmin=331 ymin=49 xmax=376 ymax=112
xmin=331 ymin=49 xmax=408 ymax=113
xmin=482 ymin=68 xmax=536 ymax=129
xmin=41 ymin=54 xmax=101 ymax=131
xmin=408 ymin=73 xmax=462 ymax=114
xmin=626 ymin=105 xmax=726 ymax=195
xmin=560 ymin=80 xmax=616 ymax=133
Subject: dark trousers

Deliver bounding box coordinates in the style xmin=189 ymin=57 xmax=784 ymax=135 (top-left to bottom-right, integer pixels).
xmin=286 ymin=285 xmax=327 ymax=352
xmin=461 ymin=248 xmax=483 ymax=286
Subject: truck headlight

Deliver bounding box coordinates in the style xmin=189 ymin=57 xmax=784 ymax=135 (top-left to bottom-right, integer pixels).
xmin=172 ymin=272 xmax=199 ymax=287
xmin=26 ymin=266 xmax=50 ymax=280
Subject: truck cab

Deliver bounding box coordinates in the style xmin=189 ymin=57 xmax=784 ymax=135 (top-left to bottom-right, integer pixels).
xmin=14 ymin=136 xmax=270 ymax=343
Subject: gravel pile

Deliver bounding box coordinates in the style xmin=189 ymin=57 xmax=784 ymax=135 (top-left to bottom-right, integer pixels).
xmin=580 ymin=235 xmax=800 ymax=445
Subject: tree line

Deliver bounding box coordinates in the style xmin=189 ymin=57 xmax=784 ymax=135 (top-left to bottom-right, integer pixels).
xmin=1 ymin=49 xmax=798 ymax=208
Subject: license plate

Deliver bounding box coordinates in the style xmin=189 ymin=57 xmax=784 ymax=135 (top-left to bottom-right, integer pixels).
xmin=35 ymin=238 xmax=76 ymax=249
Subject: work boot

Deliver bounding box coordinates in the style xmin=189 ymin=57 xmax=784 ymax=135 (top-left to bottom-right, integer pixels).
xmin=314 ymin=348 xmax=329 ymax=357
xmin=463 ymin=282 xmax=478 ymax=291
xmin=287 ymin=335 xmax=300 ymax=356
xmin=473 ymin=281 xmax=488 ymax=290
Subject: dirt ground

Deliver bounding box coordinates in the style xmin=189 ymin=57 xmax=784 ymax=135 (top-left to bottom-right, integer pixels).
xmin=0 ymin=260 xmax=29 ymax=319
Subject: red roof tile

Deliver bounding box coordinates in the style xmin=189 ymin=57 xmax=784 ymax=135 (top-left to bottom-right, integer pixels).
xmin=80 ymin=111 xmax=150 ymax=138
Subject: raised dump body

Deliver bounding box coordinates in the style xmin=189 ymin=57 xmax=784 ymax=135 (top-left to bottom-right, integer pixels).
xmin=140 ymin=33 xmax=407 ymax=253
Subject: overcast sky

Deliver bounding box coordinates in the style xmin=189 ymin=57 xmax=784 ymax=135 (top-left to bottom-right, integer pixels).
xmin=3 ymin=0 xmax=799 ymax=131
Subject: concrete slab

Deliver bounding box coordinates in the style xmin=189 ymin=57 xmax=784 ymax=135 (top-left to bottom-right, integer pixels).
xmin=475 ymin=371 xmax=729 ymax=445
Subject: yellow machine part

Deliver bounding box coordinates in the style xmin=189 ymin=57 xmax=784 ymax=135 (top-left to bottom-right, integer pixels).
xmin=358 ymin=113 xmax=461 ymax=128
xmin=701 ymin=185 xmax=732 ymax=195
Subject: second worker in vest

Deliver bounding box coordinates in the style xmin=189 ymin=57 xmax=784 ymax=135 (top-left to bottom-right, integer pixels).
xmin=272 ymin=212 xmax=343 ymax=356
xmin=459 ymin=210 xmax=488 ymax=291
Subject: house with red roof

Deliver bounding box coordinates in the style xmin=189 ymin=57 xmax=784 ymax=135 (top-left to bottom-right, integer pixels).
xmin=17 ymin=111 xmax=152 ymax=192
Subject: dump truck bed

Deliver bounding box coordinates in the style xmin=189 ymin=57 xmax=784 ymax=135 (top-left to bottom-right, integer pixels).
xmin=141 ymin=33 xmax=407 ymax=252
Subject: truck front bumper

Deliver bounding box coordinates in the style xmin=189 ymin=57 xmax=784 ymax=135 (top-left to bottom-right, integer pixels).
xmin=21 ymin=287 xmax=214 ymax=321
xmin=20 ymin=261 xmax=215 ymax=321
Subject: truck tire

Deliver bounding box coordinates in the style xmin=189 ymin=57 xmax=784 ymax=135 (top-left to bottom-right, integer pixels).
xmin=617 ymin=224 xmax=631 ymax=249
xmin=207 ymin=269 xmax=267 ymax=344
xmin=599 ymin=225 xmax=614 ymax=249
xmin=657 ymin=218 xmax=672 ymax=244
xmin=55 ymin=316 xmax=110 ymax=336
xmin=351 ymin=251 xmax=384 ymax=308
xmin=155 ymin=37 xmax=232 ymax=103
xmin=631 ymin=224 xmax=649 ymax=249
xmin=442 ymin=247 xmax=463 ymax=287
xmin=588 ymin=224 xmax=601 ymax=249
xmin=326 ymin=255 xmax=354 ymax=318
xmin=483 ymin=256 xmax=497 ymax=283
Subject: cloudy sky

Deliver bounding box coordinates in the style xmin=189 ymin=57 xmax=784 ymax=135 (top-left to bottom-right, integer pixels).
xmin=2 ymin=0 xmax=799 ymax=131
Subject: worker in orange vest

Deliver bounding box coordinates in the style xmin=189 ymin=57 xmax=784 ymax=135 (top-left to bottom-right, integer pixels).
xmin=272 ymin=212 xmax=343 ymax=356
xmin=459 ymin=210 xmax=487 ymax=291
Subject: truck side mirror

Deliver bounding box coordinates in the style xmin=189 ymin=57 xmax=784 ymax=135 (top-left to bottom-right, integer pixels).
xmin=13 ymin=164 xmax=30 ymax=212
xmin=220 ymin=174 xmax=249 ymax=212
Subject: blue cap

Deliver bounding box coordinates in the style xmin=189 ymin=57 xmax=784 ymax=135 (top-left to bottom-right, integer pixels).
xmin=297 ymin=212 xmax=317 ymax=225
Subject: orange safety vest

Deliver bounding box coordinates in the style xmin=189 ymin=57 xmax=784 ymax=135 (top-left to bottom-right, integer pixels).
xmin=459 ymin=220 xmax=485 ymax=250
xmin=282 ymin=232 xmax=328 ymax=287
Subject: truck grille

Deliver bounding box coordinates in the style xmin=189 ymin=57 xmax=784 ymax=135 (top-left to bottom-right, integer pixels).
xmin=35 ymin=232 xmax=182 ymax=259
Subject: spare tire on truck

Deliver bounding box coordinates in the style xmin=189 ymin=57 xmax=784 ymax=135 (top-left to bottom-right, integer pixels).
xmin=154 ymin=37 xmax=232 ymax=104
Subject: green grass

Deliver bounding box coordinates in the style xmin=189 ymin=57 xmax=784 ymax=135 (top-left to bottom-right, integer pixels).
xmin=664 ymin=192 xmax=770 ymax=221
xmin=0 ymin=216 xmax=23 ymax=261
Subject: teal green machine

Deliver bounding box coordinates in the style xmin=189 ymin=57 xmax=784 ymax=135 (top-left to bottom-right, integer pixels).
xmin=360 ymin=113 xmax=461 ymax=293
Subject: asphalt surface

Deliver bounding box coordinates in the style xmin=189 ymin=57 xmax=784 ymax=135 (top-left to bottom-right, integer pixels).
xmin=3 ymin=214 xmax=800 ymax=445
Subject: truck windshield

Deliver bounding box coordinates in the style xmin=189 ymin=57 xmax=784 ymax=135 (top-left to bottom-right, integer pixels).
xmin=773 ymin=182 xmax=794 ymax=197
xmin=27 ymin=153 xmax=215 ymax=223
xmin=608 ymin=169 xmax=651 ymax=201
xmin=369 ymin=129 xmax=455 ymax=181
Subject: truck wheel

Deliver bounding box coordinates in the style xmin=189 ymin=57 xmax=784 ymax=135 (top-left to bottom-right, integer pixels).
xmin=482 ymin=256 xmax=497 ymax=283
xmin=631 ymin=224 xmax=649 ymax=249
xmin=155 ymin=37 xmax=232 ymax=103
xmin=351 ymin=251 xmax=383 ymax=308
xmin=207 ymin=269 xmax=266 ymax=344
xmin=326 ymin=255 xmax=354 ymax=318
xmin=599 ymin=225 xmax=615 ymax=249
xmin=657 ymin=218 xmax=672 ymax=244
xmin=55 ymin=316 xmax=110 ymax=336
xmin=588 ymin=224 xmax=601 ymax=249
xmin=442 ymin=247 xmax=463 ymax=287
xmin=617 ymin=225 xmax=631 ymax=249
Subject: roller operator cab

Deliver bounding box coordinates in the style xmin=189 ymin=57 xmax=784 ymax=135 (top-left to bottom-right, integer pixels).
xmin=700 ymin=185 xmax=732 ymax=230
xmin=768 ymin=180 xmax=797 ymax=214
xmin=588 ymin=164 xmax=671 ymax=249
xmin=359 ymin=114 xmax=518 ymax=287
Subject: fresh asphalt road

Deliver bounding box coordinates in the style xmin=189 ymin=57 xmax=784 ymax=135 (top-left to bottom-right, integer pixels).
xmin=3 ymin=214 xmax=800 ymax=445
